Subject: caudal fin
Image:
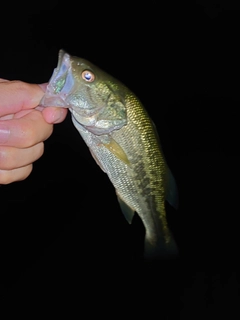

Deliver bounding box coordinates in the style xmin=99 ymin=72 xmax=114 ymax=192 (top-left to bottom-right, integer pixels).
xmin=143 ymin=232 xmax=179 ymax=260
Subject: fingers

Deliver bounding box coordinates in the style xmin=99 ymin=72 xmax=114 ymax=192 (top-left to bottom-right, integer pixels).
xmin=0 ymin=79 xmax=68 ymax=184
xmin=0 ymin=109 xmax=53 ymax=147
xmin=0 ymin=165 xmax=33 ymax=184
xmin=0 ymin=81 xmax=44 ymax=116
xmin=0 ymin=78 xmax=9 ymax=83
xmin=0 ymin=142 xmax=45 ymax=184
xmin=0 ymin=80 xmax=68 ymax=123
xmin=0 ymin=143 xmax=44 ymax=170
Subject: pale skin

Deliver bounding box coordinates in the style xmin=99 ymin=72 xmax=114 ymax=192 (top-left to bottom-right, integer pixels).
xmin=0 ymin=79 xmax=68 ymax=184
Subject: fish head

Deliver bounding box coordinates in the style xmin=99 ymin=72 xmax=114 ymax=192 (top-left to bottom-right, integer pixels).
xmin=40 ymin=50 xmax=128 ymax=135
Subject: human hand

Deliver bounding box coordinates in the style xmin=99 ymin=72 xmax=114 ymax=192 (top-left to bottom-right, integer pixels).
xmin=0 ymin=79 xmax=68 ymax=184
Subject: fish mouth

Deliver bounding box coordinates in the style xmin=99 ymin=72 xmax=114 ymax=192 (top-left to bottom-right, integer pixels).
xmin=40 ymin=49 xmax=75 ymax=108
xmin=40 ymin=49 xmax=102 ymax=125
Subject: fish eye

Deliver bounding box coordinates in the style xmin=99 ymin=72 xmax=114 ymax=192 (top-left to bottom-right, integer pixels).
xmin=82 ymin=70 xmax=95 ymax=82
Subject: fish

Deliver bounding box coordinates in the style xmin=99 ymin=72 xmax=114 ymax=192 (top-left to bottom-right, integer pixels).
xmin=40 ymin=49 xmax=179 ymax=260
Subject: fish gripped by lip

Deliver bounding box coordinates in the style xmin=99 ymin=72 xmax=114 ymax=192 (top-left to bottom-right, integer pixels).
xmin=40 ymin=50 xmax=179 ymax=259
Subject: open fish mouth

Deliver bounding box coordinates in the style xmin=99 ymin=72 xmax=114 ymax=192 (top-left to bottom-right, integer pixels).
xmin=40 ymin=50 xmax=75 ymax=108
xmin=40 ymin=49 xmax=103 ymax=125
xmin=50 ymin=50 xmax=74 ymax=94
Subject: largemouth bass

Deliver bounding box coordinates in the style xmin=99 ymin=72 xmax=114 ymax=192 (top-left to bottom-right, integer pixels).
xmin=40 ymin=50 xmax=179 ymax=259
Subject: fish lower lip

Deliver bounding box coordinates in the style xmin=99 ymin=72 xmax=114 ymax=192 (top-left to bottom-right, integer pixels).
xmin=40 ymin=94 xmax=69 ymax=108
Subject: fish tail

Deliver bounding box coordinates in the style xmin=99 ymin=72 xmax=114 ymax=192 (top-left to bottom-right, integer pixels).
xmin=143 ymin=232 xmax=179 ymax=260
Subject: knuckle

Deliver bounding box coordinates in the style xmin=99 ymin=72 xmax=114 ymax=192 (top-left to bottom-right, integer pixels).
xmin=34 ymin=142 xmax=44 ymax=160
xmin=0 ymin=148 xmax=13 ymax=170
xmin=11 ymin=80 xmax=30 ymax=94
xmin=38 ymin=142 xmax=44 ymax=157
xmin=0 ymin=170 xmax=12 ymax=184
xmin=23 ymin=117 xmax=53 ymax=148
xmin=0 ymin=165 xmax=33 ymax=185
xmin=48 ymin=125 xmax=54 ymax=136
xmin=19 ymin=165 xmax=33 ymax=181
xmin=25 ymin=127 xmax=37 ymax=146
xmin=20 ymin=122 xmax=39 ymax=147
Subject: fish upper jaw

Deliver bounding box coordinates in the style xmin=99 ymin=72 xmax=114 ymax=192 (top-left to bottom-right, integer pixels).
xmin=40 ymin=50 xmax=75 ymax=108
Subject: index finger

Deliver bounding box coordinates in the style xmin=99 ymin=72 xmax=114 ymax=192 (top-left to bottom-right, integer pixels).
xmin=0 ymin=80 xmax=44 ymax=117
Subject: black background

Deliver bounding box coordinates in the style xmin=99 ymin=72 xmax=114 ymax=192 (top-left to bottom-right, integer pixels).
xmin=1 ymin=1 xmax=240 ymax=316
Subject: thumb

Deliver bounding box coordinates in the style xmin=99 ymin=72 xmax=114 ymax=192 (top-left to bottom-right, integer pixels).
xmin=0 ymin=80 xmax=44 ymax=117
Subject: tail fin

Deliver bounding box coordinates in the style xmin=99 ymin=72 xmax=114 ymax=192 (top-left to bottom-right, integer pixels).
xmin=143 ymin=232 xmax=179 ymax=260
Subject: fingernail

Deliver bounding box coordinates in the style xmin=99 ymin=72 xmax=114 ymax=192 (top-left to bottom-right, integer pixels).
xmin=52 ymin=108 xmax=64 ymax=123
xmin=0 ymin=124 xmax=10 ymax=144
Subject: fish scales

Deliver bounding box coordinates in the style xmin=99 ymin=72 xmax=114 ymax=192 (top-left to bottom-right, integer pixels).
xmin=40 ymin=50 xmax=179 ymax=259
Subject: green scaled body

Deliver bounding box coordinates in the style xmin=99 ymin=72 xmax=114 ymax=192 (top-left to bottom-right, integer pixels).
xmin=41 ymin=50 xmax=179 ymax=259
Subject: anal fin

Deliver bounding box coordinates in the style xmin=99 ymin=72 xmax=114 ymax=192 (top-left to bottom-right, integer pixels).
xmin=116 ymin=194 xmax=135 ymax=224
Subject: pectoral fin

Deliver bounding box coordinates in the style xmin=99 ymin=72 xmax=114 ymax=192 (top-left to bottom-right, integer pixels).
xmin=103 ymin=138 xmax=130 ymax=165
xmin=117 ymin=194 xmax=135 ymax=224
